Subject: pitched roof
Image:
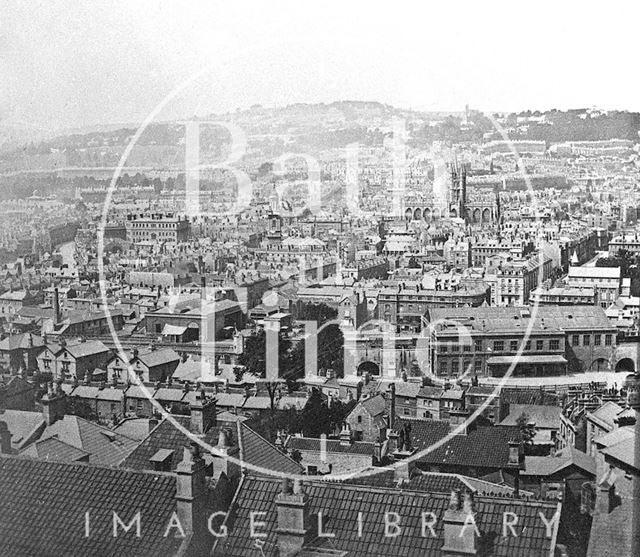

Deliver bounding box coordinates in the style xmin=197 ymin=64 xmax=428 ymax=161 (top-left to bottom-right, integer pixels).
xmin=19 ymin=437 xmax=90 ymax=462
xmin=358 ymin=394 xmax=387 ymax=417
xmin=403 ymin=419 xmax=522 ymax=470
xmin=500 ymin=404 xmax=563 ymax=430
xmin=0 ymin=332 xmax=44 ymax=351
xmin=0 ymin=455 xmax=184 ymax=557
xmin=523 ymin=446 xmax=596 ymax=477
xmin=344 ymin=469 xmax=524 ymax=496
xmin=0 ymin=409 xmax=46 ymax=450
xmin=121 ymin=415 xmax=302 ymax=476
xmin=64 ymin=339 xmax=110 ymax=359
xmin=39 ymin=415 xmax=138 ymax=466
xmin=136 ymin=347 xmax=180 ymax=368
xmin=214 ymin=476 xmax=561 ymax=557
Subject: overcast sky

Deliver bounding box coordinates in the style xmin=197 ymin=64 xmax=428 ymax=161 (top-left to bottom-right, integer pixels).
xmin=1 ymin=0 xmax=639 ymax=132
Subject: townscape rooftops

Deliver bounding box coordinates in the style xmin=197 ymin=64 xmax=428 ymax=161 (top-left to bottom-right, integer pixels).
xmin=428 ymin=304 xmax=612 ymax=333
xmin=121 ymin=414 xmax=302 ymax=475
xmin=214 ymin=475 xmax=561 ymax=557
xmin=0 ymin=454 xmax=184 ymax=557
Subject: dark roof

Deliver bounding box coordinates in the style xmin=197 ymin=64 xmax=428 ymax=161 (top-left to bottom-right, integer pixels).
xmin=121 ymin=415 xmax=302 ymax=476
xmin=214 ymin=476 xmax=561 ymax=557
xmin=401 ymin=419 xmax=522 ymax=470
xmin=0 ymin=455 xmax=184 ymax=557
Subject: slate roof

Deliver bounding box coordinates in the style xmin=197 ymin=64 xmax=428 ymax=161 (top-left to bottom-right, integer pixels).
xmin=428 ymin=305 xmax=612 ymax=332
xmin=39 ymin=415 xmax=138 ymax=466
xmin=0 ymin=455 xmax=184 ymax=557
xmin=19 ymin=437 xmax=90 ymax=462
xmin=0 ymin=332 xmax=44 ymax=351
xmin=523 ymin=446 xmax=595 ymax=477
xmin=137 ymin=347 xmax=180 ymax=368
xmin=214 ymin=476 xmax=561 ymax=557
xmin=64 ymin=339 xmax=110 ymax=359
xmin=113 ymin=417 xmax=153 ymax=441
xmin=359 ymin=394 xmax=387 ymax=417
xmin=500 ymin=404 xmax=563 ymax=430
xmin=121 ymin=415 xmax=302 ymax=476
xmin=0 ymin=409 xmax=46 ymax=450
xmin=587 ymin=401 xmax=624 ymax=429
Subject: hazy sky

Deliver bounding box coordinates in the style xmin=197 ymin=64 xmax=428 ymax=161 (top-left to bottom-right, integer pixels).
xmin=1 ymin=0 xmax=639 ymax=132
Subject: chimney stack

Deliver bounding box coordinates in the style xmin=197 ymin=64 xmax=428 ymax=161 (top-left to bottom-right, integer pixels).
xmin=0 ymin=420 xmax=12 ymax=454
xmin=389 ymin=383 xmax=396 ymax=431
xmin=339 ymin=423 xmax=352 ymax=447
xmin=41 ymin=381 xmax=66 ymax=426
xmin=442 ymin=490 xmax=479 ymax=556
xmin=175 ymin=442 xmax=209 ymax=554
xmin=189 ymin=391 xmax=216 ymax=434
xmin=200 ymin=276 xmax=207 ymax=301
xmin=276 ymin=478 xmax=309 ymax=557
xmin=52 ymin=287 xmax=60 ymax=326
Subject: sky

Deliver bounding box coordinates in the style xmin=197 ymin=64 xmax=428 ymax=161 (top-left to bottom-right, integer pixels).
xmin=1 ymin=0 xmax=639 ymax=133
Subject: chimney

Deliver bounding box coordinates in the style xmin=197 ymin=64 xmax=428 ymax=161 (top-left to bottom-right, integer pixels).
xmin=41 ymin=381 xmax=66 ymax=426
xmin=442 ymin=490 xmax=479 ymax=556
xmin=276 ymin=478 xmax=309 ymax=557
xmin=507 ymin=441 xmax=522 ymax=496
xmin=339 ymin=423 xmax=352 ymax=446
xmin=200 ymin=276 xmax=206 ymax=301
xmin=189 ymin=391 xmax=216 ymax=434
xmin=0 ymin=420 xmax=12 ymax=454
xmin=175 ymin=443 xmax=209 ymax=554
xmin=389 ymin=383 xmax=396 ymax=431
xmin=52 ymin=287 xmax=60 ymax=325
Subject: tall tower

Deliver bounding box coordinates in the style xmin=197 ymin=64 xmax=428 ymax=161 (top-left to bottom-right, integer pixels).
xmin=448 ymin=159 xmax=467 ymax=221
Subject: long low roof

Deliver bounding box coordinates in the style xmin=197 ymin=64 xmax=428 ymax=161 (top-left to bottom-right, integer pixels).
xmin=487 ymin=355 xmax=568 ymax=365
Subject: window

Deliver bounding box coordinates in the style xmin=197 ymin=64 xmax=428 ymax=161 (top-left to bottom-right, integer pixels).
xmin=440 ymin=343 xmax=448 ymax=353
xmin=510 ymin=340 xmax=518 ymax=352
xmin=451 ymin=343 xmax=459 ymax=353
xmin=357 ymin=415 xmax=362 ymax=424
xmin=155 ymin=323 xmax=162 ymax=333
xmin=583 ymin=335 xmax=590 ymax=346
xmin=550 ymin=339 xmax=560 ymax=351
xmin=474 ymin=340 xmax=482 ymax=352
xmin=536 ymin=340 xmax=544 ymax=351
xmin=594 ymin=334 xmax=601 ymax=346
xmin=354 ymin=430 xmax=363 ymax=441
xmin=307 ymin=465 xmax=318 ymax=475
xmin=439 ymin=361 xmax=447 ymax=375
xmin=474 ymin=360 xmax=482 ymax=373
xmin=493 ymin=341 xmax=504 ymax=352
xmin=605 ymin=334 xmax=612 ymax=346
xmin=463 ymin=360 xmax=471 ymax=372
xmin=525 ymin=340 xmax=531 ymax=350
xmin=572 ymin=334 xmax=579 ymax=346
xmin=451 ymin=360 xmax=459 ymax=375
xmin=463 ymin=343 xmax=471 ymax=352
xmin=403 ymin=408 xmax=410 ymax=415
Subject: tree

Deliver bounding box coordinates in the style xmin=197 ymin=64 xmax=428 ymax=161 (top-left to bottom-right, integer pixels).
xmin=289 ymin=448 xmax=303 ymax=464
xmin=301 ymin=388 xmax=332 ymax=437
xmin=516 ymin=412 xmax=537 ymax=449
